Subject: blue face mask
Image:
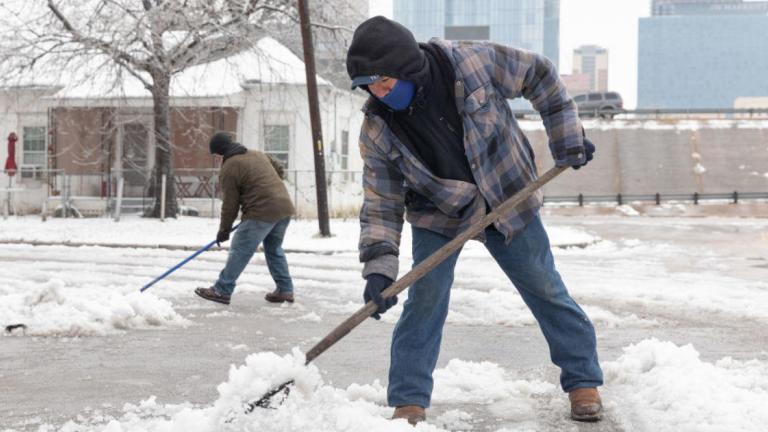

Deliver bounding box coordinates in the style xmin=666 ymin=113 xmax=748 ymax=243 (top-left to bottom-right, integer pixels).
xmin=377 ymin=79 xmax=416 ymax=111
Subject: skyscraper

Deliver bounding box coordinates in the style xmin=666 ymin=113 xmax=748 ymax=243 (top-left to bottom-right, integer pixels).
xmin=393 ymin=0 xmax=560 ymax=69
xmin=652 ymin=0 xmax=768 ymax=16
xmin=638 ymin=0 xmax=768 ymax=108
xmin=573 ymin=45 xmax=609 ymax=92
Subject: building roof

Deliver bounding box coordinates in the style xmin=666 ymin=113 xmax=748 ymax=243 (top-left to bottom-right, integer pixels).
xmin=47 ymin=36 xmax=331 ymax=100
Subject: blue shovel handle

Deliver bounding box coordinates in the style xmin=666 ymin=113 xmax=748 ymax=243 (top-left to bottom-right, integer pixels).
xmin=140 ymin=223 xmax=240 ymax=293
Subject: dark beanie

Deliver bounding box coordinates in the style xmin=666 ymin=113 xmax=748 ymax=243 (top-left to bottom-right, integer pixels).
xmin=209 ymin=131 xmax=247 ymax=162
xmin=209 ymin=131 xmax=233 ymax=155
xmin=346 ymin=16 xmax=429 ymax=87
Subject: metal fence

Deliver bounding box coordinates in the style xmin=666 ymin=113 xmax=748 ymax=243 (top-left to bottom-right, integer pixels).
xmin=544 ymin=191 xmax=768 ymax=206
xmin=4 ymin=166 xmax=766 ymax=219
xmin=513 ymin=107 xmax=768 ymax=120
xmin=2 ymin=168 xmax=367 ymax=218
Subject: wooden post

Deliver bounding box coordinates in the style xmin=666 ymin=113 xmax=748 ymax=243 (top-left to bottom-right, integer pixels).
xmin=41 ymin=177 xmax=48 ymax=222
xmin=114 ymin=177 xmax=124 ymax=222
xmin=160 ymin=174 xmax=167 ymax=221
xmin=298 ymin=0 xmax=331 ymax=236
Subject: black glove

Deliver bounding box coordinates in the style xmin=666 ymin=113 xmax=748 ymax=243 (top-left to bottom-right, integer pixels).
xmin=364 ymin=273 xmax=397 ymax=320
xmin=216 ymin=229 xmax=230 ymax=246
xmin=572 ymin=137 xmax=596 ymax=170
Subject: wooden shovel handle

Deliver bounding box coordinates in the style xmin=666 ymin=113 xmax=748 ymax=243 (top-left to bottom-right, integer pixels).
xmin=305 ymin=166 xmax=567 ymax=364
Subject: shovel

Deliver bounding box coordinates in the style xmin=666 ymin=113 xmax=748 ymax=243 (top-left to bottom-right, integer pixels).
xmin=244 ymin=165 xmax=567 ymax=412
xmin=140 ymin=223 xmax=240 ymax=292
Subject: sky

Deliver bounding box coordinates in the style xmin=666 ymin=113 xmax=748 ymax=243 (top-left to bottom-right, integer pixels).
xmin=368 ymin=0 xmax=651 ymax=109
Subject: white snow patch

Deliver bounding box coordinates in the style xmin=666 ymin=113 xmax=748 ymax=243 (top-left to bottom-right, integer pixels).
xmin=433 ymin=409 xmax=475 ymax=430
xmin=446 ymin=289 xmax=534 ymax=327
xmin=0 ymin=279 xmax=187 ymax=336
xmin=0 ymin=216 xmax=596 ymax=253
xmin=583 ymin=306 xmax=660 ymax=328
xmin=227 ymin=344 xmax=249 ymax=351
xmin=285 ymin=312 xmax=323 ymax=323
xmin=39 ymin=349 xmax=450 ymax=431
xmin=616 ymin=205 xmax=640 ymax=216
xmin=205 ymin=310 xmax=238 ymax=318
xmin=30 ymin=339 xmax=768 ymax=432
xmin=432 ymin=359 xmax=555 ymax=404
xmin=605 ymin=339 xmax=768 ymax=432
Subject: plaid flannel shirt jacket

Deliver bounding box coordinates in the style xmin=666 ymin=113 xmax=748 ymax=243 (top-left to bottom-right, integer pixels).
xmin=358 ymin=39 xmax=586 ymax=280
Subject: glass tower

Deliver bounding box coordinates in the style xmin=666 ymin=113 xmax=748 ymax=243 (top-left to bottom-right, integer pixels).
xmin=638 ymin=0 xmax=768 ymax=108
xmin=393 ymin=0 xmax=560 ymax=68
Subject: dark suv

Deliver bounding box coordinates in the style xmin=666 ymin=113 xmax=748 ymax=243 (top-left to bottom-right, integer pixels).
xmin=573 ymin=92 xmax=624 ymax=118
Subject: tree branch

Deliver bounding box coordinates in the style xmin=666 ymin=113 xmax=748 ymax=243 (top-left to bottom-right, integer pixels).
xmin=47 ymin=0 xmax=151 ymax=71
xmin=256 ymin=5 xmax=354 ymax=32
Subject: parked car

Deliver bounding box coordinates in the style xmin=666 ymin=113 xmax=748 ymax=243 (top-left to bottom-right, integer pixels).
xmin=573 ymin=92 xmax=624 ymax=119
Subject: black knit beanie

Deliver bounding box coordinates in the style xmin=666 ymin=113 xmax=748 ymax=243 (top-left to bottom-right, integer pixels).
xmin=209 ymin=131 xmax=247 ymax=162
xmin=346 ymin=16 xmax=429 ymax=88
xmin=209 ymin=131 xmax=233 ymax=155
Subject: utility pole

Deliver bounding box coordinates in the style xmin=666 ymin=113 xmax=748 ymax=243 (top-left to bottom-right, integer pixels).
xmin=298 ymin=0 xmax=331 ymax=237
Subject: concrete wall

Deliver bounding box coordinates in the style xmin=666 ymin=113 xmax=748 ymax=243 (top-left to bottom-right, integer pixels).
xmin=523 ymin=118 xmax=768 ymax=197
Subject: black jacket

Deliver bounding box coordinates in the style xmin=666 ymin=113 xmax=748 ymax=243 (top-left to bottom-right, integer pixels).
xmin=347 ymin=17 xmax=471 ymax=184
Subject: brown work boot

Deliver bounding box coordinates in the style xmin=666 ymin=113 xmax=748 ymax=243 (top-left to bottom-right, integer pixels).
xmin=569 ymin=387 xmax=603 ymax=422
xmin=392 ymin=405 xmax=426 ymax=426
xmin=194 ymin=287 xmax=231 ymax=305
xmin=264 ymin=289 xmax=294 ymax=303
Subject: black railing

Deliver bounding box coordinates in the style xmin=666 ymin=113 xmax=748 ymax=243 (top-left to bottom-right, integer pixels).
xmin=544 ymin=191 xmax=767 ymax=206
xmin=512 ymin=107 xmax=768 ymax=120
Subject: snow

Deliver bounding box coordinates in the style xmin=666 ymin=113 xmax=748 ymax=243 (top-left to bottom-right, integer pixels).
xmin=0 ymin=217 xmax=596 ymax=337
xmin=0 ymin=279 xmax=187 ymax=336
xmin=0 ymin=216 xmax=597 ymax=253
xmin=2 ymin=214 xmax=768 ymax=431
xmin=605 ymin=339 xmax=768 ymax=432
xmin=18 ymin=340 xmax=768 ymax=431
xmin=47 ymin=37 xmax=330 ymax=100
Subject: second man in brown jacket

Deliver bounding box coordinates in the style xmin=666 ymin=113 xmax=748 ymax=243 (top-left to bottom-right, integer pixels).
xmin=195 ymin=131 xmax=296 ymax=305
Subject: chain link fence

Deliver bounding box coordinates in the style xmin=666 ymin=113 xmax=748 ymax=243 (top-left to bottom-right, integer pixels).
xmin=2 ymin=168 xmax=366 ymax=219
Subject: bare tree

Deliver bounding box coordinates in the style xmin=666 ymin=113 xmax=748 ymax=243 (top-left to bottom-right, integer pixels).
xmin=0 ymin=0 xmax=303 ymax=218
xmin=271 ymin=0 xmax=366 ymax=88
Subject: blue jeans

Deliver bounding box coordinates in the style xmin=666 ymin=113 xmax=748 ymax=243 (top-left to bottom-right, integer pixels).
xmin=214 ymin=218 xmax=294 ymax=297
xmin=388 ymin=216 xmax=603 ymax=408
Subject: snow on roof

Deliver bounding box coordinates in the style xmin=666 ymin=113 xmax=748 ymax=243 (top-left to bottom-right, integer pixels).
xmin=50 ymin=36 xmax=330 ymax=100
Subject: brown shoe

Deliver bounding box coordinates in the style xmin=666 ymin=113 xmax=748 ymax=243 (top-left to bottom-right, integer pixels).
xmin=194 ymin=287 xmax=231 ymax=305
xmin=392 ymin=405 xmax=426 ymax=426
xmin=264 ymin=289 xmax=294 ymax=303
xmin=569 ymin=387 xmax=603 ymax=422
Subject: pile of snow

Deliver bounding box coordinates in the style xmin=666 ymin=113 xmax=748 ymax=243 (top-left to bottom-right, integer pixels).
xmin=44 ymin=349 xmax=448 ymax=432
xmin=0 ymin=279 xmax=187 ymax=336
xmin=606 ymin=339 xmax=768 ymax=432
xmin=432 ymin=359 xmax=555 ymax=404
xmin=37 ymin=339 xmax=768 ymax=431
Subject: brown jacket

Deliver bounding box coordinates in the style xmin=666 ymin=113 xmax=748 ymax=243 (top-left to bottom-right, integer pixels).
xmin=218 ymin=151 xmax=294 ymax=232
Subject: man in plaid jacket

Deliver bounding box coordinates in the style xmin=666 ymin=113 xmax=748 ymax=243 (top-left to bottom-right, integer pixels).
xmin=346 ymin=16 xmax=602 ymax=424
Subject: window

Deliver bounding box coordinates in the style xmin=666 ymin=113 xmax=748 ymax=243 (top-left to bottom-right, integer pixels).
xmin=587 ymin=93 xmax=602 ymax=101
xmin=606 ymin=92 xmax=621 ymax=100
xmin=340 ymin=130 xmax=349 ymax=171
xmin=573 ymin=95 xmax=587 ymax=102
xmin=22 ymin=126 xmax=46 ymax=179
xmin=264 ymin=125 xmax=290 ymax=169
